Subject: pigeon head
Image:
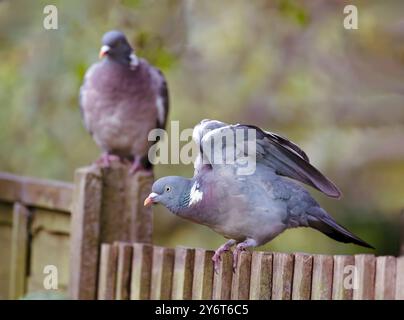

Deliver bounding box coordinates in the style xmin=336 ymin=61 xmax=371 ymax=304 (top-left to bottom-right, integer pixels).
xmin=144 ymin=176 xmax=192 ymax=214
xmin=99 ymin=30 xmax=138 ymax=67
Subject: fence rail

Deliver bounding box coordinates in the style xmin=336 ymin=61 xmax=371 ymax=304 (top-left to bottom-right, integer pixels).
xmin=98 ymin=242 xmax=404 ymax=300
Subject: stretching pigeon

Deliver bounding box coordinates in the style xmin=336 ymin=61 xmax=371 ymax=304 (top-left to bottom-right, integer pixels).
xmin=145 ymin=119 xmax=373 ymax=271
xmin=80 ymin=30 xmax=169 ymax=173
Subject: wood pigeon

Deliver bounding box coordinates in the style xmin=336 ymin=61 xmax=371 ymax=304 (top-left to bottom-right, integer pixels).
xmin=80 ymin=30 xmax=169 ymax=173
xmin=145 ymin=119 xmax=373 ymax=271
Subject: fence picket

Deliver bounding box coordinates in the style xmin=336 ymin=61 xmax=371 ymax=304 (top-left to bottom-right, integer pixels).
xmin=375 ymin=256 xmax=396 ymax=300
xmin=332 ymin=255 xmax=354 ymax=300
xmin=395 ymin=256 xmax=404 ymax=300
xmin=311 ymin=255 xmax=333 ymax=300
xmin=115 ymin=242 xmax=133 ymax=300
xmin=231 ymin=251 xmax=252 ymax=300
xmin=212 ymin=252 xmax=233 ymax=300
xmin=271 ymin=253 xmax=294 ymax=300
xmin=130 ymin=243 xmax=153 ymax=300
xmin=172 ymin=247 xmax=195 ymax=300
xmin=291 ymin=253 xmax=313 ymax=300
xmin=249 ymin=251 xmax=272 ymax=300
xmin=97 ymin=243 xmax=119 ymax=300
xmin=353 ymin=254 xmax=376 ymax=300
xmin=192 ymin=249 xmax=214 ymax=300
xmin=150 ymin=246 xmax=175 ymax=299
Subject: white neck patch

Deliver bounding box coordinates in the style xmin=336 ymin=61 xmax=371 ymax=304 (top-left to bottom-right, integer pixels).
xmin=129 ymin=53 xmax=139 ymax=70
xmin=188 ymin=181 xmax=203 ymax=207
xmin=155 ymin=96 xmax=165 ymax=126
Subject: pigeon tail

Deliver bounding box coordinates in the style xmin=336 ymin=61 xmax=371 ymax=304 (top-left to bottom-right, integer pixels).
xmin=306 ymin=207 xmax=374 ymax=249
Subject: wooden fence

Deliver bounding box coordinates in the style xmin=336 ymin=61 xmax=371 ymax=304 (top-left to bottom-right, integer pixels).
xmin=1 ymin=166 xmax=403 ymax=300
xmin=97 ymin=242 xmax=404 ymax=300
xmin=0 ymin=172 xmax=73 ymax=299
xmin=68 ymin=163 xmax=153 ymax=299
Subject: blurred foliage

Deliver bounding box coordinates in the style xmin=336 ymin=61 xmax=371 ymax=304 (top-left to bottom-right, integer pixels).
xmin=0 ymin=0 xmax=403 ymax=255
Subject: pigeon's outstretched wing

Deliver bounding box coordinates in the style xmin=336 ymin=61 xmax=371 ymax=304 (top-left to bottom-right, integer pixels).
xmin=79 ymin=64 xmax=98 ymax=136
xmin=153 ymin=68 xmax=169 ymax=130
xmin=193 ymin=120 xmax=341 ymax=198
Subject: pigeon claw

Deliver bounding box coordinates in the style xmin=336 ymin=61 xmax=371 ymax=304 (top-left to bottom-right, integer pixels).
xmin=212 ymin=240 xmax=237 ymax=274
xmin=232 ymin=245 xmax=247 ymax=273
xmin=212 ymin=253 xmax=222 ymax=274
xmin=129 ymin=157 xmax=152 ymax=175
xmin=96 ymin=153 xmax=120 ymax=168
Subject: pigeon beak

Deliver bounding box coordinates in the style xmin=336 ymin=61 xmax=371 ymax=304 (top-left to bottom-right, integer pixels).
xmin=144 ymin=192 xmax=158 ymax=207
xmin=99 ymin=45 xmax=110 ymax=59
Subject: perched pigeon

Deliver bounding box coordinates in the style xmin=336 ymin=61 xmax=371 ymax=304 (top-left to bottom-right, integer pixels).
xmin=80 ymin=30 xmax=169 ymax=173
xmin=145 ymin=119 xmax=373 ymax=271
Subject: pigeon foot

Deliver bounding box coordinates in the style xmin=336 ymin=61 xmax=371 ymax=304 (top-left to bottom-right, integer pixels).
xmin=129 ymin=157 xmax=151 ymax=175
xmin=232 ymin=239 xmax=258 ymax=272
xmin=212 ymin=239 xmax=237 ymax=274
xmin=96 ymin=153 xmax=121 ymax=168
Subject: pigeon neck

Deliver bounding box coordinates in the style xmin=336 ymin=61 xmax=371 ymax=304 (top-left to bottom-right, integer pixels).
xmin=106 ymin=52 xmax=138 ymax=69
xmin=178 ymin=179 xmax=204 ymax=212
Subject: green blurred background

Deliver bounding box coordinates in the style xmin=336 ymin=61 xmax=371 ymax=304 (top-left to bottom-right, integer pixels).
xmin=0 ymin=0 xmax=403 ymax=256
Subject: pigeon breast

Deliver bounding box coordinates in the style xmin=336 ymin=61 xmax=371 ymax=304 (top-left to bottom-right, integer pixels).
xmin=80 ymin=58 xmax=160 ymax=158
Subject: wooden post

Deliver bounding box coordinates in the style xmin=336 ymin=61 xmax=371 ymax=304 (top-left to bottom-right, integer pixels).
xmin=9 ymin=203 xmax=30 ymax=299
xmin=311 ymin=255 xmax=334 ymax=300
xmin=271 ymin=253 xmax=294 ymax=300
xmin=69 ymin=163 xmax=153 ymax=300
xmin=69 ymin=167 xmax=102 ymax=300
xmin=192 ymin=249 xmax=214 ymax=300
xmin=99 ymin=164 xmax=153 ymax=243
xmin=171 ymin=247 xmax=195 ymax=300
xmin=231 ymin=251 xmax=252 ymax=300
xmin=332 ymin=255 xmax=354 ymax=300
xmin=249 ymin=251 xmax=272 ymax=300
xmin=291 ymin=253 xmax=313 ymax=300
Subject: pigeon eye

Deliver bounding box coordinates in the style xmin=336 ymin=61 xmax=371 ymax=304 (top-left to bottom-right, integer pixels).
xmin=165 ymin=186 xmax=172 ymax=193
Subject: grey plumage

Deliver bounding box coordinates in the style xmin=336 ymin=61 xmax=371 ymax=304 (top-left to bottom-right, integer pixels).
xmin=193 ymin=119 xmax=341 ymax=198
xmin=80 ymin=30 xmax=169 ymax=171
xmin=146 ymin=119 xmax=373 ymax=270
